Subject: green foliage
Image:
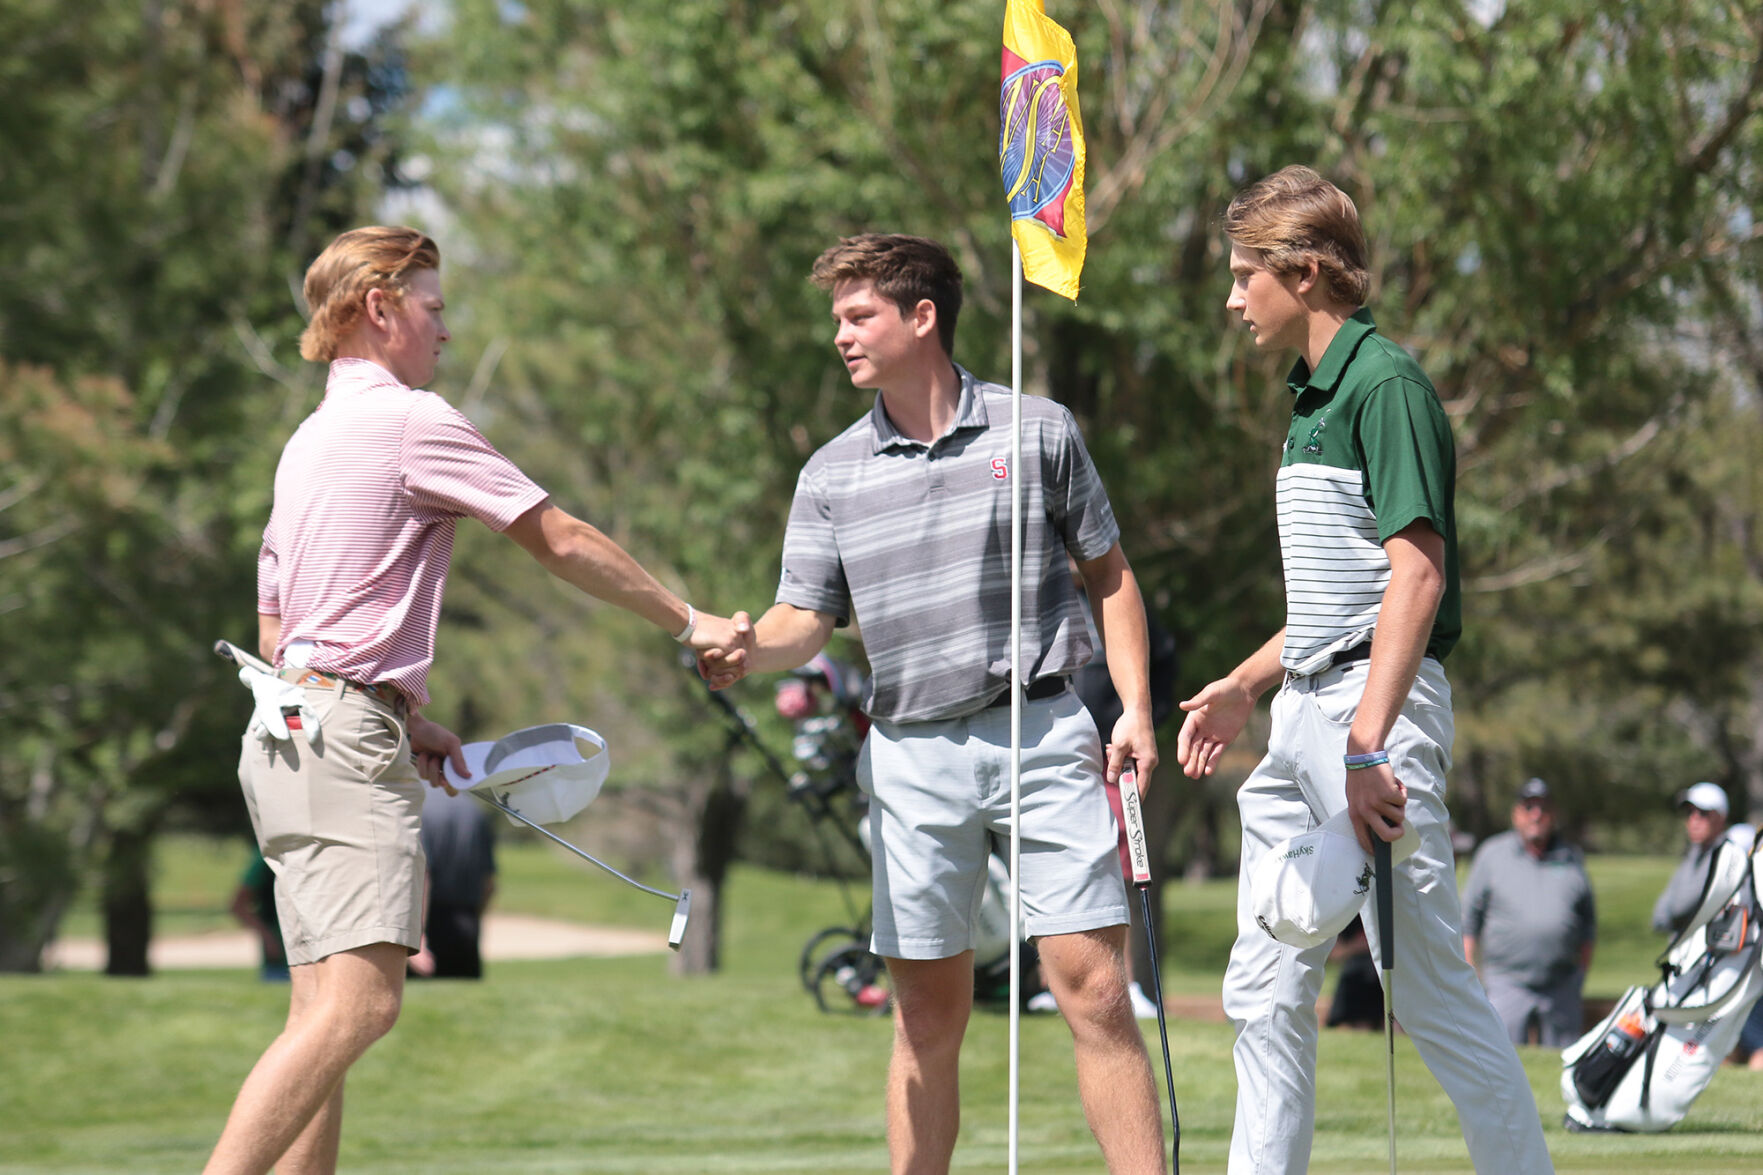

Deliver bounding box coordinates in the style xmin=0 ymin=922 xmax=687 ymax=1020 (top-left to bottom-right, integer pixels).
xmin=8 ymin=0 xmax=1763 ymax=969
xmin=0 ymin=0 xmax=412 ymax=969
xmin=415 ymin=0 xmax=1763 ymax=866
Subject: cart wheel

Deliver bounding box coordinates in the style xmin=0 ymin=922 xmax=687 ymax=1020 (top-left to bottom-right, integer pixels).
xmin=811 ymin=943 xmax=892 ymax=1015
xmin=798 ymin=926 xmax=864 ymax=994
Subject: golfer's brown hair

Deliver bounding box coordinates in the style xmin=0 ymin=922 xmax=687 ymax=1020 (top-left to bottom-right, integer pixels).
xmin=810 ymin=233 xmax=963 ymax=357
xmin=1223 ymin=166 xmax=1370 ymax=307
xmin=299 ymin=226 xmax=442 ymax=362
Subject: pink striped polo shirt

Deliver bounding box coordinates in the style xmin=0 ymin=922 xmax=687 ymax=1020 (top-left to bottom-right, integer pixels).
xmin=256 ymin=359 xmax=549 ymax=706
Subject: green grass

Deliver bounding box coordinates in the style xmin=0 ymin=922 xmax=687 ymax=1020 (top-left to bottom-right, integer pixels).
xmin=6 ymin=840 xmax=1761 ymax=1172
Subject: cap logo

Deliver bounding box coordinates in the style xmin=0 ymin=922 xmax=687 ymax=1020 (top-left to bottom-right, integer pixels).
xmin=1354 ymin=862 xmax=1373 ymax=896
xmin=1281 ymin=843 xmax=1314 ymax=861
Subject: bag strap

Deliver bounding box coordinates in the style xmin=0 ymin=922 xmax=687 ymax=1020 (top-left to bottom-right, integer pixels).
xmin=1655 ymin=836 xmax=1754 ymax=976
xmin=1638 ymin=1028 xmax=1665 ymax=1113
xmin=1655 ymin=938 xmax=1763 ymax=1021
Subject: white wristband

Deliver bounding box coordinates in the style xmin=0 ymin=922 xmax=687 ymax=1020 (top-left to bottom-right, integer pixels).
xmin=672 ymin=603 xmax=697 ymax=645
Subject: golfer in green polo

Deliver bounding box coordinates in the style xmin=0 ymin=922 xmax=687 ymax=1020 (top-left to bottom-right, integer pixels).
xmin=1176 ymin=165 xmax=1554 ymax=1174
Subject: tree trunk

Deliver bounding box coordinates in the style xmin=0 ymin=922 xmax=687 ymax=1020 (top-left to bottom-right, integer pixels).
xmin=669 ymin=751 xmax=749 ymax=975
xmin=0 ymin=858 xmax=74 ymax=973
xmin=1183 ymin=789 xmax=1220 ymax=883
xmin=102 ymin=826 xmax=153 ymax=977
xmin=0 ymin=757 xmax=84 ymax=972
xmin=1740 ymin=661 xmax=1763 ymax=826
xmin=1454 ymin=746 xmax=1494 ymax=845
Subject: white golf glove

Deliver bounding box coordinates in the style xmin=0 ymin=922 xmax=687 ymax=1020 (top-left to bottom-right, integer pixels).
xmin=238 ymin=665 xmax=322 ymax=747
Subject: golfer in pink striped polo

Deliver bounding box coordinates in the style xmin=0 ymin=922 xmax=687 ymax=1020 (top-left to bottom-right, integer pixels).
xmin=206 ymin=226 xmax=751 ymax=1175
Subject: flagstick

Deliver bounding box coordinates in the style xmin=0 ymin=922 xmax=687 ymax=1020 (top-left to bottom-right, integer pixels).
xmin=1007 ymin=238 xmax=1025 ymax=1175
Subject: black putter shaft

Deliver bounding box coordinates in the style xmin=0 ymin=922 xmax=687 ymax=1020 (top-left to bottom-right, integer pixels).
xmin=1118 ymin=767 xmax=1179 ymax=1175
xmin=1374 ymin=833 xmax=1396 ymax=1175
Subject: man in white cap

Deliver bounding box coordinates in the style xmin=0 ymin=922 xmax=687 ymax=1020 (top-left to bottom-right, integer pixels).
xmin=1651 ymin=782 xmax=1733 ymax=935
xmin=1649 ymin=780 xmax=1763 ymax=1070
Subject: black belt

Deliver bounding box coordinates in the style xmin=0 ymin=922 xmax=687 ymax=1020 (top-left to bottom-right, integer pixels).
xmin=1284 ymin=643 xmax=1373 ymax=687
xmin=986 ymin=676 xmax=1069 ymax=708
xmin=1328 ymin=643 xmax=1372 ymax=670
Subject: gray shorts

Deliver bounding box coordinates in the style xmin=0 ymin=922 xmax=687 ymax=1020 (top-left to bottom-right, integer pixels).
xmin=857 ymin=687 xmax=1128 ymax=959
xmin=237 ymin=684 xmax=426 ymax=966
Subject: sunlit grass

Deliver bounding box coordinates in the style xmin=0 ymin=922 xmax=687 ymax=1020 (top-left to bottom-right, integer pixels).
xmin=11 ymin=840 xmax=1760 ymax=1172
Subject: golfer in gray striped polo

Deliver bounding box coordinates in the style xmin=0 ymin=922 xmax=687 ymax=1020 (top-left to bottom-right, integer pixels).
xmin=699 ymin=233 xmax=1164 ymax=1174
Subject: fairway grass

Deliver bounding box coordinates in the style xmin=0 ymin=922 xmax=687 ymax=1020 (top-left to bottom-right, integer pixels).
xmin=5 ymin=845 xmax=1761 ymax=1171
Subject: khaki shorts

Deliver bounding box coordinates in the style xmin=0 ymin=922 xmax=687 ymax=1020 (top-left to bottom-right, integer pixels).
xmin=237 ymin=684 xmax=426 ymax=965
xmin=857 ymin=687 xmax=1128 ymax=959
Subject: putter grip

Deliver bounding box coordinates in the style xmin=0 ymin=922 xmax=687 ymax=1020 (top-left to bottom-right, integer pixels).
xmin=1373 ymin=836 xmax=1394 ymax=970
xmin=1117 ymin=768 xmax=1152 ymax=886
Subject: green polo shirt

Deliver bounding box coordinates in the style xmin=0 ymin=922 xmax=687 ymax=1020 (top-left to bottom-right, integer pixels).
xmin=1275 ymin=309 xmax=1460 ymax=673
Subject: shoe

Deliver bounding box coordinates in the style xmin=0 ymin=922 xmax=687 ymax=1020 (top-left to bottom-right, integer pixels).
xmin=1026 ymin=990 xmax=1060 ymax=1014
xmin=1129 ymin=981 xmax=1160 ymax=1020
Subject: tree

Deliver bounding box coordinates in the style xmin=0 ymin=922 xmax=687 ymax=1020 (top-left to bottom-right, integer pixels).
xmin=409 ymin=0 xmax=1763 ymax=973
xmin=0 ymin=0 xmax=412 ymax=971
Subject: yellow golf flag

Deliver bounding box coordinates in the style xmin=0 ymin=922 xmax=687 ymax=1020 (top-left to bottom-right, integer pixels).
xmin=1000 ymin=0 xmax=1086 ymax=300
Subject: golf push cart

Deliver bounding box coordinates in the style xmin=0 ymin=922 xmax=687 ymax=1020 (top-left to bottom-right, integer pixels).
xmin=694 ymin=652 xmax=1032 ymax=1015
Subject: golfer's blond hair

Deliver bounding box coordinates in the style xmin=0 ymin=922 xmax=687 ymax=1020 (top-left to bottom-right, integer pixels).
xmin=810 ymin=233 xmax=963 ymax=357
xmin=1224 ymin=166 xmax=1370 ymax=307
xmin=299 ymin=226 xmax=441 ymax=362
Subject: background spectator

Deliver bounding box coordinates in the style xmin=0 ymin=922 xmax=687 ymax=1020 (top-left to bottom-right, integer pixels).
xmin=411 ymin=785 xmax=499 ymax=979
xmin=1323 ymin=917 xmax=1382 ymax=1030
xmin=1461 ymin=778 xmax=1596 ymax=1046
xmin=228 ymin=847 xmax=289 ymax=983
xmin=1652 ymin=782 xmax=1736 ymax=935
xmin=1074 ymin=577 xmax=1179 ymax=1020
xmin=1650 ymin=781 xmax=1763 ymax=1068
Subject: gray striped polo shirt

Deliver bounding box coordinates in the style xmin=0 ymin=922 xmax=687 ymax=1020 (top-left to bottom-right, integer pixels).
xmin=776 ymin=365 xmax=1120 ymax=723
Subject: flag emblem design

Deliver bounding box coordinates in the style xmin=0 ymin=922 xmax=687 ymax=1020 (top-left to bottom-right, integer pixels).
xmin=999 ymin=1 xmax=1087 ymax=300
xmin=1000 ymin=53 xmax=1077 ymax=237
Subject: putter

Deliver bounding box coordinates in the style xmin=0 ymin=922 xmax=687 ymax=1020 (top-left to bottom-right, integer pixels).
xmin=214 ymin=638 xmax=274 ymax=676
xmin=472 ymin=788 xmax=692 ymax=950
xmin=1374 ymin=832 xmax=1396 ymax=1175
xmin=1118 ymin=766 xmax=1179 ymax=1174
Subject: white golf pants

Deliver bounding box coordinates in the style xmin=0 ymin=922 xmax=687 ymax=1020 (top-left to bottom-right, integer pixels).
xmin=1222 ymin=658 xmax=1554 ymax=1174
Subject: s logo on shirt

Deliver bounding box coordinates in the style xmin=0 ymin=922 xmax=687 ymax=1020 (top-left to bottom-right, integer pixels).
xmin=991 ymin=458 xmax=1009 ymax=481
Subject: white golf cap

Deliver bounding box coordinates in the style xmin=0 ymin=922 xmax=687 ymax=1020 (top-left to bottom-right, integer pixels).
xmin=443 ymin=723 xmax=609 ymax=826
xmin=1250 ymin=809 xmax=1420 ymax=950
xmin=1676 ymin=781 xmax=1728 ymax=817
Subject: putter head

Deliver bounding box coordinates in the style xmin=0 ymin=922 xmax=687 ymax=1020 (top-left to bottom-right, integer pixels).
xmin=668 ymin=888 xmax=691 ymax=950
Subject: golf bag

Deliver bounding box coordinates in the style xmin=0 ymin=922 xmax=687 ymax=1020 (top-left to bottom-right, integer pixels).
xmin=1561 ymin=825 xmax=1763 ymax=1132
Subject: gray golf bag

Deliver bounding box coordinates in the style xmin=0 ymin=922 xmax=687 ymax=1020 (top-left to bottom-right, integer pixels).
xmin=1561 ymin=825 xmax=1763 ymax=1132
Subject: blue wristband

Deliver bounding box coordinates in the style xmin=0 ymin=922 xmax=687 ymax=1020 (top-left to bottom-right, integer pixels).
xmin=1344 ymin=750 xmax=1390 ymax=770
